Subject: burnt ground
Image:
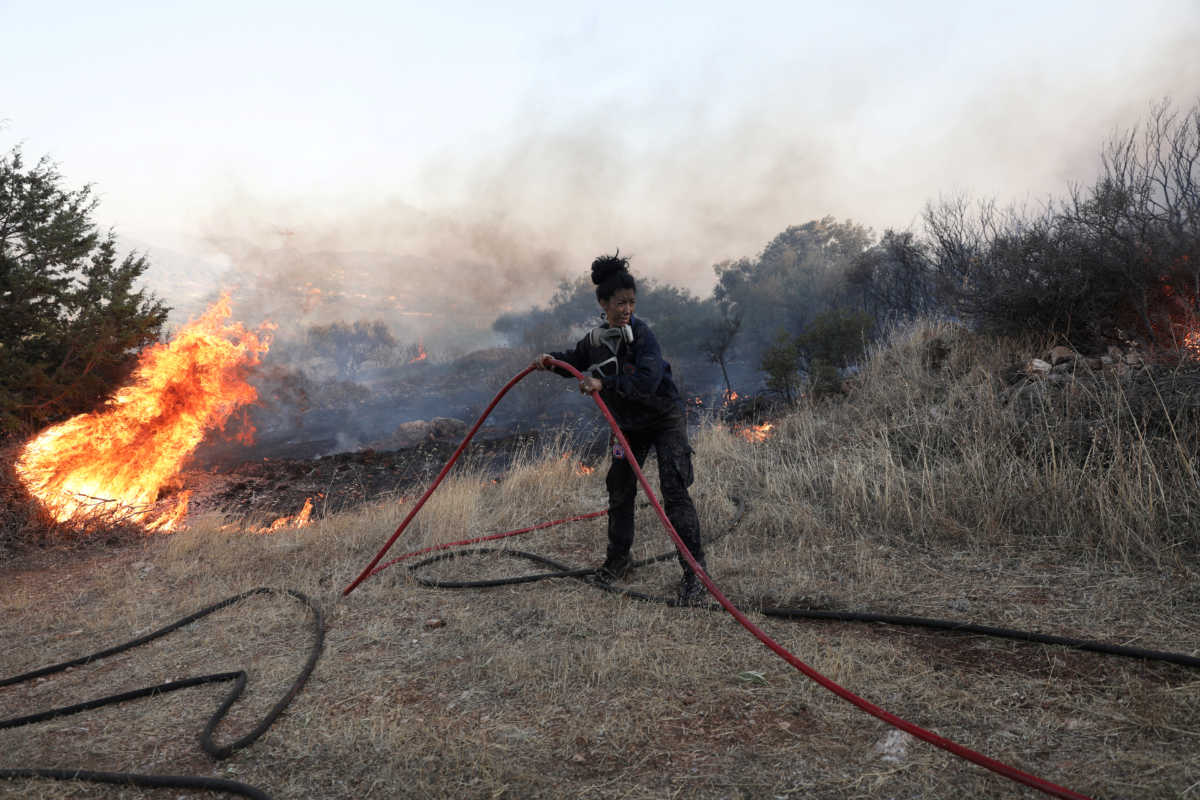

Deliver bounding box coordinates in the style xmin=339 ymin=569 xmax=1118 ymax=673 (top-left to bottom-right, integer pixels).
xmin=1 ymin=340 xmax=781 ymax=543
xmin=0 ymin=424 xmax=594 ymax=547
xmin=180 ymin=391 xmax=784 ymax=527
xmin=1 ymin=382 xmax=780 ymax=547
xmin=177 ymin=426 xmax=608 ymax=526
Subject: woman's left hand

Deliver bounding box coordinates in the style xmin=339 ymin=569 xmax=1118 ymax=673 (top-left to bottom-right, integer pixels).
xmin=579 ymin=376 xmax=603 ymax=394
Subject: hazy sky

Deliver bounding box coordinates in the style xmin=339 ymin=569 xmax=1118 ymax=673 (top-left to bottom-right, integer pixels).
xmin=3 ymin=1 xmax=1199 ymax=310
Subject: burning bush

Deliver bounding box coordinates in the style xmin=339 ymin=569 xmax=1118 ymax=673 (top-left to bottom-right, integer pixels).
xmin=15 ymin=295 xmax=271 ymax=532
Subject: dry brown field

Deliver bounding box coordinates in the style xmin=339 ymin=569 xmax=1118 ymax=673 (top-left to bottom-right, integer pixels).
xmin=3 ymin=321 xmax=1199 ymax=799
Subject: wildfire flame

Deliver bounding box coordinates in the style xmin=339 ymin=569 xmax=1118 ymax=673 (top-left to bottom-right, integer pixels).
xmin=1183 ymin=329 xmax=1200 ymax=360
xmin=263 ymin=497 xmax=314 ymax=533
xmin=556 ymin=452 xmax=595 ymax=475
xmin=15 ymin=294 xmax=271 ymax=532
xmin=738 ymin=422 xmax=774 ymax=443
xmin=409 ymin=338 xmax=428 ymax=363
xmin=225 ymin=496 xmax=316 ymax=535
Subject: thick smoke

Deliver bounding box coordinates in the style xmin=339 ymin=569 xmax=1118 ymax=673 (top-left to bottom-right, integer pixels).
xmin=197 ymin=40 xmax=1200 ymax=351
xmin=169 ymin=12 xmax=1200 ymax=458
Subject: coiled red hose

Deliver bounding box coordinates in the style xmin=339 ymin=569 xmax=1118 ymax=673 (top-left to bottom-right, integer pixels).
xmin=344 ymin=361 xmax=1091 ymax=800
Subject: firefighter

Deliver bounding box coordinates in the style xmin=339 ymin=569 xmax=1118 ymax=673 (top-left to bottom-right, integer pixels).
xmin=532 ymin=252 xmax=708 ymax=605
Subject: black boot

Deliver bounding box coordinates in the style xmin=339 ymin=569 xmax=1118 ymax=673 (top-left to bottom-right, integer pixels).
xmin=676 ymin=559 xmax=708 ymax=606
xmin=597 ymin=551 xmax=633 ymax=583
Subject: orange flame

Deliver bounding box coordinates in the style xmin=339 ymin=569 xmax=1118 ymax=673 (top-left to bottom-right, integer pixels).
xmin=556 ymin=452 xmax=595 ymax=476
xmin=145 ymin=491 xmax=192 ymax=533
xmin=15 ymin=294 xmax=271 ymax=532
xmin=738 ymin=422 xmax=774 ymax=443
xmin=1183 ymin=328 xmax=1200 ymax=360
xmin=261 ymin=497 xmax=315 ymax=534
xmin=221 ymin=496 xmax=318 ymax=535
xmin=409 ymin=338 xmax=428 ymax=363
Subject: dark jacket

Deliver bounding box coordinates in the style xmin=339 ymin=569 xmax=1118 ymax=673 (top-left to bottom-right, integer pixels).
xmin=550 ymin=316 xmax=684 ymax=432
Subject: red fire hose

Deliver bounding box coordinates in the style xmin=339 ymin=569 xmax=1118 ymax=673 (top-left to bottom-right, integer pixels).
xmin=344 ymin=361 xmax=1092 ymax=800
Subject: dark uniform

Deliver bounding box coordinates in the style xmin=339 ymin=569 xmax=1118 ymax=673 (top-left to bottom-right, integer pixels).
xmin=550 ymin=316 xmax=705 ymax=573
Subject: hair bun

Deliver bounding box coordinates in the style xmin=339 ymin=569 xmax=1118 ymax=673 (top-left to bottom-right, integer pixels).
xmin=590 ymin=251 xmax=630 ymax=286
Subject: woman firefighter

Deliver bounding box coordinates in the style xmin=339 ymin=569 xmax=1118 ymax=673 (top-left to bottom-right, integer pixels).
xmin=532 ymin=252 xmax=708 ymax=605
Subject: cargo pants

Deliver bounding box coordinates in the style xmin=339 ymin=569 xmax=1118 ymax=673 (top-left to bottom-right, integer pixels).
xmin=605 ymin=417 xmax=704 ymax=571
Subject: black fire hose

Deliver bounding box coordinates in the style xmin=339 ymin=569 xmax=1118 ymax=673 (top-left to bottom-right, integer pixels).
xmin=402 ymin=545 xmax=1200 ymax=670
xmin=391 ymin=494 xmax=1200 ymax=670
xmin=0 ymin=587 xmax=324 ymax=799
xmin=5 ymin=526 xmax=1197 ymax=800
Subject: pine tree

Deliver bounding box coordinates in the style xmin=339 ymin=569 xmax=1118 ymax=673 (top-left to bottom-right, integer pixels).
xmin=0 ymin=147 xmax=168 ymax=435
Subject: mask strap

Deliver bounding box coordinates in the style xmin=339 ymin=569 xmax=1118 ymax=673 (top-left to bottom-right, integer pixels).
xmin=589 ymin=355 xmax=618 ymax=379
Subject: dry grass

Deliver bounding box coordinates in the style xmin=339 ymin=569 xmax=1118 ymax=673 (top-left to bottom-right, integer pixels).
xmin=2 ymin=320 xmax=1200 ymax=799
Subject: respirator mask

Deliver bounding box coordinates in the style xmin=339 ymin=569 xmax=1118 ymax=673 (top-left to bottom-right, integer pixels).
xmin=587 ymin=324 xmax=634 ymax=378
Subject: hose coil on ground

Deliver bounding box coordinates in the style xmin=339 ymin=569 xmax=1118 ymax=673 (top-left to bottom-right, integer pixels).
xmin=0 ymin=587 xmax=324 ymax=799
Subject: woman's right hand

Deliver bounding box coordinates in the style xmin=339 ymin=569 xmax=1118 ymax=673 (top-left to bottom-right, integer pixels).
xmin=531 ymin=354 xmax=552 ymax=370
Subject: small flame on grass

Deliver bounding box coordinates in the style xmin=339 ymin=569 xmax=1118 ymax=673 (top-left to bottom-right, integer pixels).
xmin=222 ymin=495 xmax=319 ymax=535
xmin=1183 ymin=329 xmax=1200 ymax=361
xmin=738 ymin=422 xmax=775 ymax=443
xmin=261 ymin=497 xmax=315 ymax=534
xmin=556 ymin=452 xmax=595 ymax=476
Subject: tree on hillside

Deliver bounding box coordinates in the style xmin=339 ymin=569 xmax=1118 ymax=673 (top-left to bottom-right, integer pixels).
xmin=759 ymin=329 xmax=801 ymax=402
xmin=636 ymin=281 xmax=712 ymax=358
xmin=492 ymin=274 xmax=711 ymax=360
xmin=847 ymin=229 xmax=939 ymax=324
xmin=700 ymin=302 xmax=741 ymax=399
xmin=0 ymin=147 xmax=168 ymax=435
xmin=795 ymin=308 xmax=874 ymax=397
xmin=795 ymin=308 xmax=875 ymax=370
xmin=757 ymin=310 xmax=874 ymax=402
xmin=714 ymin=217 xmax=874 ymax=353
xmin=305 ymin=320 xmax=398 ymax=379
xmin=492 ymin=278 xmax=602 ymax=349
